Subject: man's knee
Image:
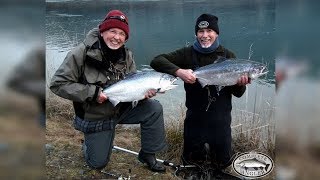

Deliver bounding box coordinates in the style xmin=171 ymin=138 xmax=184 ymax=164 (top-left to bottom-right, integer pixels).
xmin=147 ymin=99 xmax=163 ymax=114
xmin=82 ymin=131 xmax=114 ymax=170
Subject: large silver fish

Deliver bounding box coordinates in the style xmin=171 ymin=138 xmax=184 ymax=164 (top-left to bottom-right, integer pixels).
xmin=103 ymin=71 xmax=177 ymax=107
xmin=194 ymin=59 xmax=268 ymax=90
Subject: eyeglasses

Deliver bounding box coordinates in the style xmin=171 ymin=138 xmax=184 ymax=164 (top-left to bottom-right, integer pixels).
xmin=107 ymin=29 xmax=126 ymax=38
xmin=106 ymin=15 xmax=128 ymax=25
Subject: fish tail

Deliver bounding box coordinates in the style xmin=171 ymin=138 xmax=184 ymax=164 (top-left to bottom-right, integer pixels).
xmin=265 ymin=164 xmax=270 ymax=171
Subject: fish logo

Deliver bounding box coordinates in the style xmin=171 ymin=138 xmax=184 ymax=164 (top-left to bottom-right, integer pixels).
xmin=198 ymin=21 xmax=209 ymax=28
xmin=232 ymin=152 xmax=274 ymax=179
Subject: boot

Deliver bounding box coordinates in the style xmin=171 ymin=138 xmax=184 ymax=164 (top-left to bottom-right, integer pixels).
xmin=138 ymin=150 xmax=166 ymax=172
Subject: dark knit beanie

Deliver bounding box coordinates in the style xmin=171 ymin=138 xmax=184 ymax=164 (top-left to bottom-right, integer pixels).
xmin=195 ymin=14 xmax=219 ymax=35
xmin=99 ymin=10 xmax=129 ymax=39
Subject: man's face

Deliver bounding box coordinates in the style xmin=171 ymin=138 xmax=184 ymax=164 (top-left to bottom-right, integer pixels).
xmin=196 ymin=28 xmax=218 ymax=48
xmin=101 ymin=28 xmax=126 ymax=50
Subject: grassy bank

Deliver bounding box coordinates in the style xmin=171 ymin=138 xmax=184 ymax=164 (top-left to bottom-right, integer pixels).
xmin=46 ymin=92 xmax=275 ymax=179
xmin=0 ymin=92 xmax=44 ymax=179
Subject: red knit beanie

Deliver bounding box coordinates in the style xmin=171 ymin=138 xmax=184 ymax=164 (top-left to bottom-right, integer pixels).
xmin=99 ymin=10 xmax=129 ymax=39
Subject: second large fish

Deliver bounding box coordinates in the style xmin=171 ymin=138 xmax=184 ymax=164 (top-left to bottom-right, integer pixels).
xmin=194 ymin=59 xmax=268 ymax=90
xmin=103 ymin=71 xmax=177 ymax=107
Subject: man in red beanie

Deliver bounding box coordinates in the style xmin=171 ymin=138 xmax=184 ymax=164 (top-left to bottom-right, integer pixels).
xmin=50 ymin=10 xmax=166 ymax=172
xmin=151 ymin=13 xmax=251 ymax=175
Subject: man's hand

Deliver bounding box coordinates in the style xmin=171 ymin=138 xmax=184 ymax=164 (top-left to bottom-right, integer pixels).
xmin=97 ymin=91 xmax=108 ymax=103
xmin=145 ymin=89 xmax=157 ymax=99
xmin=175 ymin=69 xmax=196 ymax=84
xmin=237 ymin=74 xmax=251 ymax=86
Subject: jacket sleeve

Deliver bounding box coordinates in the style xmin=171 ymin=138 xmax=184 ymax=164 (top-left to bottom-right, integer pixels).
xmin=49 ymin=44 xmax=100 ymax=103
xmin=226 ymin=48 xmax=247 ymax=97
xmin=150 ymin=48 xmax=186 ymax=76
xmin=231 ymin=85 xmax=246 ymax=97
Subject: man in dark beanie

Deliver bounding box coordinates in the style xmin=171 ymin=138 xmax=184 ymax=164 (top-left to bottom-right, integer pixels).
xmin=195 ymin=13 xmax=219 ymax=35
xmin=50 ymin=9 xmax=167 ymax=172
xmin=151 ymin=13 xmax=251 ymax=173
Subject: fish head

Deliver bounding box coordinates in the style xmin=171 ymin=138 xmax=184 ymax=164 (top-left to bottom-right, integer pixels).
xmin=249 ymin=63 xmax=268 ymax=79
xmin=158 ymin=74 xmax=178 ymax=92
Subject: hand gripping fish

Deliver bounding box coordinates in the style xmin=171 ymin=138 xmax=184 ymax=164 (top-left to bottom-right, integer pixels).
xmin=193 ymin=59 xmax=268 ymax=111
xmin=102 ymin=71 xmax=178 ymax=107
xmin=194 ymin=59 xmax=268 ymax=92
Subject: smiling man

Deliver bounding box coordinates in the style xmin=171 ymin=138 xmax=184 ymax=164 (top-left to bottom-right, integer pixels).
xmin=151 ymin=13 xmax=251 ymax=172
xmin=50 ymin=10 xmax=167 ymax=172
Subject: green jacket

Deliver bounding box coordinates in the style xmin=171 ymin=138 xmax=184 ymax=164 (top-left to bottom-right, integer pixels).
xmin=50 ymin=28 xmax=136 ymax=121
xmin=151 ymin=45 xmax=246 ymax=111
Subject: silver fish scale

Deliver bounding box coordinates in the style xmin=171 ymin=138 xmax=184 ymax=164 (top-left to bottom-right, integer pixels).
xmin=194 ymin=59 xmax=267 ymax=87
xmin=102 ymin=71 xmax=177 ymax=106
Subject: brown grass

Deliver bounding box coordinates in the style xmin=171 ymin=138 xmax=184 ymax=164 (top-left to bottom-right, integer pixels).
xmin=46 ymin=115 xmax=179 ymax=179
xmin=160 ymin=104 xmax=185 ymax=164
xmin=46 ymin=92 xmax=74 ymax=121
xmin=276 ymin=134 xmax=320 ymax=179
xmin=0 ymin=91 xmax=38 ymax=118
xmin=45 ymin=94 xmax=276 ymax=179
xmin=0 ymin=92 xmax=45 ymax=179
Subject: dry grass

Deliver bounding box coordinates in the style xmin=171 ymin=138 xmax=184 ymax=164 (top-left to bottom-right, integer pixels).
xmin=46 ymin=93 xmax=178 ymax=179
xmin=0 ymin=116 xmax=44 ymax=179
xmin=0 ymin=92 xmax=45 ymax=179
xmin=46 ymin=115 xmax=178 ymax=179
xmin=160 ymin=104 xmax=185 ymax=164
xmin=276 ymin=134 xmax=320 ymax=179
xmin=46 ymin=91 xmax=74 ymax=121
xmin=45 ymin=93 xmax=276 ymax=179
xmin=231 ymin=108 xmax=275 ymax=158
xmin=0 ymin=91 xmax=38 ymax=118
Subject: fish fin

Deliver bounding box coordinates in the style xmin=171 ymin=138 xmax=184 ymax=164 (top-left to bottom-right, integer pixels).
xmin=132 ymin=100 xmax=139 ymax=108
xmin=123 ymin=72 xmax=136 ymax=78
xmin=215 ymin=85 xmax=224 ymax=93
xmin=196 ymin=77 xmax=208 ymax=87
xmin=109 ymin=98 xmax=120 ymax=107
xmin=164 ymin=84 xmax=178 ymax=91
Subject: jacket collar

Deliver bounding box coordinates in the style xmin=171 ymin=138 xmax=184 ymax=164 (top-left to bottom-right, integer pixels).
xmin=215 ymin=45 xmax=225 ymax=53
